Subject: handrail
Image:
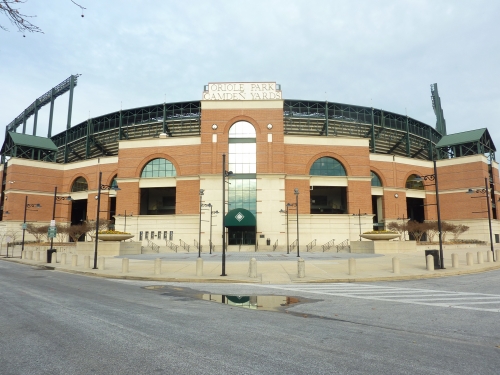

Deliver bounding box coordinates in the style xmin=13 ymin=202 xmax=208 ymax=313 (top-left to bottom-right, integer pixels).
xmin=179 ymin=239 xmax=190 ymax=252
xmin=321 ymin=239 xmax=335 ymax=252
xmin=306 ymin=239 xmax=316 ymax=252
xmin=165 ymin=240 xmax=178 ymax=253
xmin=335 ymin=239 xmax=349 ymax=252
xmin=147 ymin=239 xmax=160 ymax=253
xmin=273 ymin=239 xmax=278 ymax=252
xmin=290 ymin=239 xmax=298 ymax=252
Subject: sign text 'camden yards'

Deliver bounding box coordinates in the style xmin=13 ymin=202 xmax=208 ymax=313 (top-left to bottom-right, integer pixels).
xmin=203 ymin=82 xmax=282 ymax=101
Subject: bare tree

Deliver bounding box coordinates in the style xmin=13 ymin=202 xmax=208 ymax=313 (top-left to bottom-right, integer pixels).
xmin=0 ymin=0 xmax=85 ymax=34
xmin=67 ymin=223 xmax=89 ymax=243
xmin=406 ymin=221 xmax=429 ymax=244
xmin=426 ymin=221 xmax=439 ymax=243
xmin=26 ymin=223 xmax=45 ymax=242
xmin=85 ymin=219 xmax=111 ymax=241
xmin=56 ymin=223 xmax=70 ymax=243
xmin=451 ymin=224 xmax=469 ymax=241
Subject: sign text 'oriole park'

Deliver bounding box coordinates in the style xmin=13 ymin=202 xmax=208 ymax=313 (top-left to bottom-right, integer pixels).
xmin=203 ymin=82 xmax=282 ymax=101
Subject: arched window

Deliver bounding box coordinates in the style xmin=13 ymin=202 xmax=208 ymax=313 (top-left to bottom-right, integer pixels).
xmin=310 ymin=157 xmax=346 ymax=176
xmin=229 ymin=121 xmax=256 ymax=138
xmin=371 ymin=171 xmax=382 ymax=187
xmin=406 ymin=174 xmax=424 ymax=190
xmin=71 ymin=177 xmax=88 ymax=192
xmin=110 ymin=175 xmax=118 ymax=189
xmin=141 ymin=158 xmax=176 ymax=178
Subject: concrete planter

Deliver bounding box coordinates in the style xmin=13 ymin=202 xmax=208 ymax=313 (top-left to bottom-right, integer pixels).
xmin=91 ymin=234 xmax=134 ymax=242
xmin=360 ymin=233 xmax=400 ymax=241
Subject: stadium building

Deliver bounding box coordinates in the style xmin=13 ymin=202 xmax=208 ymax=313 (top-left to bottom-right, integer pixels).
xmin=1 ymin=78 xmax=498 ymax=252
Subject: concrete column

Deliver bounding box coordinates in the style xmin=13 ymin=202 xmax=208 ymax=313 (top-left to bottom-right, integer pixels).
xmin=122 ymin=258 xmax=129 ymax=273
xmin=40 ymin=250 xmax=47 ymax=263
xmin=392 ymin=257 xmax=400 ymax=274
xmin=348 ymin=258 xmax=356 ymax=275
xmin=34 ymin=251 xmax=40 ymax=261
xmin=98 ymin=257 xmax=105 ymax=270
xmin=51 ymin=252 xmax=57 ymax=264
xmin=496 ymin=249 xmax=500 ymax=262
xmin=466 ymin=252 xmax=473 ymax=266
xmin=154 ymin=258 xmax=161 ymax=275
xmin=84 ymin=255 xmax=90 ymax=269
xmin=451 ymin=253 xmax=459 ymax=268
xmin=196 ymin=258 xmax=203 ymax=276
xmin=487 ymin=251 xmax=493 ymax=263
xmin=477 ymin=251 xmax=483 ymax=264
xmin=27 ymin=250 xmax=33 ymax=260
xmin=71 ymin=254 xmax=78 ymax=267
xmin=21 ymin=251 xmax=26 ymax=259
xmin=60 ymin=253 xmax=67 ymax=265
xmin=426 ymin=254 xmax=434 ymax=271
xmin=297 ymin=258 xmax=305 ymax=278
xmin=248 ymin=258 xmax=257 ymax=278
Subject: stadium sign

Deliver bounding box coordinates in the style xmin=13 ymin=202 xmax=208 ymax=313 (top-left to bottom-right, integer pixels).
xmin=203 ymin=82 xmax=282 ymax=101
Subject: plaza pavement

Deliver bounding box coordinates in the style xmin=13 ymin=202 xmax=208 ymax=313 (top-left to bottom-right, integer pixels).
xmin=2 ymin=244 xmax=500 ymax=284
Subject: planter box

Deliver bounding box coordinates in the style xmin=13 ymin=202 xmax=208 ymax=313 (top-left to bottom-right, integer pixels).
xmin=91 ymin=234 xmax=134 ymax=241
xmin=351 ymin=240 xmax=417 ymax=254
xmin=76 ymin=241 xmax=141 ymax=256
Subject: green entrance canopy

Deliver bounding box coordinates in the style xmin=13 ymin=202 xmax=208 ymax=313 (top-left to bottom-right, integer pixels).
xmin=224 ymin=208 xmax=256 ymax=227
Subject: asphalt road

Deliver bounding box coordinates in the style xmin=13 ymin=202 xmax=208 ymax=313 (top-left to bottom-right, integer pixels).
xmin=1 ymin=260 xmax=499 ymax=375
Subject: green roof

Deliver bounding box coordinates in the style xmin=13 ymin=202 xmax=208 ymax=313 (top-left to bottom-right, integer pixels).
xmin=8 ymin=132 xmax=58 ymax=151
xmin=436 ymin=128 xmax=488 ymax=148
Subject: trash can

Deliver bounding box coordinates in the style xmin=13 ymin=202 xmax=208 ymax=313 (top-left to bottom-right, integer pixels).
xmin=425 ymin=250 xmax=440 ymax=269
xmin=266 ymin=238 xmax=271 ymax=246
xmin=47 ymin=249 xmax=57 ymax=263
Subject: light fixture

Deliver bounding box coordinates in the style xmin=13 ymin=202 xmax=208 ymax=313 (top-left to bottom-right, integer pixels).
xmin=212 ymin=124 xmax=218 ymax=130
xmin=394 ymin=193 xmax=399 ymax=198
xmin=267 ymin=124 xmax=273 ymax=130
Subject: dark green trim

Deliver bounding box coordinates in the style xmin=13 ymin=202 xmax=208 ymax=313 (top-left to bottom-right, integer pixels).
xmin=228 ymin=138 xmax=255 ymax=143
xmin=225 ymin=208 xmax=256 ymax=227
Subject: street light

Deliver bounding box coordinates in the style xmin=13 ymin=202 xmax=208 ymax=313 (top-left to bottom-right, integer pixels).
xmin=50 ymin=187 xmax=72 ymax=253
xmin=352 ymin=209 xmax=368 ymax=240
xmin=21 ymin=196 xmax=41 ymax=258
xmin=210 ymin=207 xmax=219 ymax=254
xmin=93 ymin=171 xmax=120 ymax=269
xmin=413 ymin=160 xmax=444 ymax=269
xmin=221 ymin=153 xmax=233 ymax=276
xmin=279 ymin=207 xmax=289 ymax=254
xmin=294 ymin=188 xmax=300 ymax=257
xmin=117 ymin=210 xmax=133 ymax=232
xmin=198 ymin=189 xmax=204 ymax=258
xmin=467 ymin=177 xmax=495 ymax=261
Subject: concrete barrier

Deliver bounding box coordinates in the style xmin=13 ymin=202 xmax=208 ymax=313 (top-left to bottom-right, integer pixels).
xmin=84 ymin=255 xmax=90 ymax=269
xmin=60 ymin=253 xmax=67 ymax=265
xmin=297 ymin=258 xmax=305 ymax=278
xmin=196 ymin=258 xmax=203 ymax=276
xmin=248 ymin=258 xmax=257 ymax=278
xmin=466 ymin=252 xmax=473 ymax=266
xmin=27 ymin=250 xmax=33 ymax=260
xmin=487 ymin=251 xmax=493 ymax=263
xmin=477 ymin=251 xmax=483 ymax=264
xmin=392 ymin=257 xmax=400 ymax=274
xmin=21 ymin=251 xmax=26 ymax=259
xmin=451 ymin=253 xmax=459 ymax=268
xmin=496 ymin=249 xmax=500 ymax=262
xmin=98 ymin=257 xmax=105 ymax=270
xmin=122 ymin=258 xmax=129 ymax=273
xmin=154 ymin=258 xmax=161 ymax=275
xmin=426 ymin=254 xmax=434 ymax=271
xmin=51 ymin=253 xmax=57 ymax=264
xmin=72 ymin=254 xmax=78 ymax=267
xmin=34 ymin=251 xmax=40 ymax=261
xmin=348 ymin=258 xmax=356 ymax=275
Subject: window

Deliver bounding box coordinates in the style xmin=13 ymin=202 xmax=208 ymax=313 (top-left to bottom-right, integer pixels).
xmin=371 ymin=171 xmax=382 ymax=187
xmin=406 ymin=174 xmax=424 ymax=190
xmin=110 ymin=175 xmax=118 ymax=189
xmin=141 ymin=158 xmax=176 ymax=178
xmin=71 ymin=177 xmax=88 ymax=192
xmin=310 ymin=157 xmax=346 ymax=176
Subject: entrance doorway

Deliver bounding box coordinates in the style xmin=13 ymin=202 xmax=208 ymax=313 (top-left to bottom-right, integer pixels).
xmin=224 ymin=208 xmax=257 ymax=248
xmin=228 ymin=226 xmax=256 ymax=245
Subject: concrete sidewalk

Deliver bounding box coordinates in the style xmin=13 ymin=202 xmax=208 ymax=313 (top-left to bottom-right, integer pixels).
xmin=3 ymin=246 xmax=500 ymax=284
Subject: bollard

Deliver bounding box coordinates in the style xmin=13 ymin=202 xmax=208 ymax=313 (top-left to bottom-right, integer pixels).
xmin=496 ymin=249 xmax=500 ymax=263
xmin=451 ymin=253 xmax=459 ymax=268
xmin=60 ymin=253 xmax=67 ymax=265
xmin=51 ymin=252 xmax=57 ymax=264
xmin=248 ymin=258 xmax=257 ymax=278
xmin=34 ymin=251 xmax=40 ymax=261
xmin=40 ymin=251 xmax=47 ymax=263
xmin=348 ymin=258 xmax=356 ymax=275
xmin=84 ymin=255 xmax=91 ymax=269
xmin=196 ymin=258 xmax=203 ymax=276
xmin=98 ymin=257 xmax=105 ymax=270
xmin=466 ymin=252 xmax=473 ymax=266
xmin=72 ymin=254 xmax=78 ymax=267
xmin=21 ymin=251 xmax=26 ymax=260
xmin=297 ymin=258 xmax=305 ymax=278
xmin=487 ymin=251 xmax=493 ymax=263
xmin=392 ymin=257 xmax=400 ymax=274
xmin=122 ymin=258 xmax=129 ymax=273
xmin=27 ymin=250 xmax=33 ymax=260
xmin=426 ymin=254 xmax=434 ymax=271
xmin=477 ymin=251 xmax=483 ymax=264
xmin=154 ymin=258 xmax=162 ymax=275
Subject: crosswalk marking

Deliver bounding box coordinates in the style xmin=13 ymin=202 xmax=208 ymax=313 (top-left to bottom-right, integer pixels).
xmin=251 ymin=283 xmax=500 ymax=313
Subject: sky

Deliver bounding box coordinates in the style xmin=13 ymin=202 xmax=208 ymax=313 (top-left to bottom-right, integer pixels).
xmin=1 ymin=0 xmax=499 ymax=157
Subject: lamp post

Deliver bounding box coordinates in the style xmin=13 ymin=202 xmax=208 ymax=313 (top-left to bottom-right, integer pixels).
xmin=414 ymin=160 xmax=444 ymax=269
xmin=208 ymin=205 xmax=218 ymax=254
xmin=294 ymin=188 xmax=300 ymax=257
xmin=198 ymin=189 xmax=204 ymax=258
xmin=279 ymin=207 xmax=289 ymax=254
xmin=221 ymin=154 xmax=233 ymax=276
xmin=50 ymin=187 xmax=72 ymax=252
xmin=467 ymin=177 xmax=495 ymax=261
xmin=93 ymin=172 xmax=120 ymax=269
xmin=21 ymin=196 xmax=41 ymax=258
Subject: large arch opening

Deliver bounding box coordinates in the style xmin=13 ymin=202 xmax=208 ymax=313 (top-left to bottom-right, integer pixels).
xmin=225 ymin=208 xmax=256 ymax=245
xmin=309 ymin=157 xmax=347 ymax=214
xmin=139 ymin=158 xmax=177 ymax=215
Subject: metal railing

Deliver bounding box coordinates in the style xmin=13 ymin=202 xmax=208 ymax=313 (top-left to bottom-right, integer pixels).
xmin=336 ymin=239 xmax=350 ymax=252
xmin=194 ymin=239 xmax=201 ymax=251
xmin=306 ymin=239 xmax=317 ymax=252
xmin=146 ymin=240 xmax=160 ymax=253
xmin=321 ymin=239 xmax=335 ymax=252
xmin=289 ymin=239 xmax=298 ymax=253
xmin=179 ymin=239 xmax=190 ymax=252
xmin=165 ymin=240 xmax=178 ymax=253
xmin=273 ymin=239 xmax=278 ymax=252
